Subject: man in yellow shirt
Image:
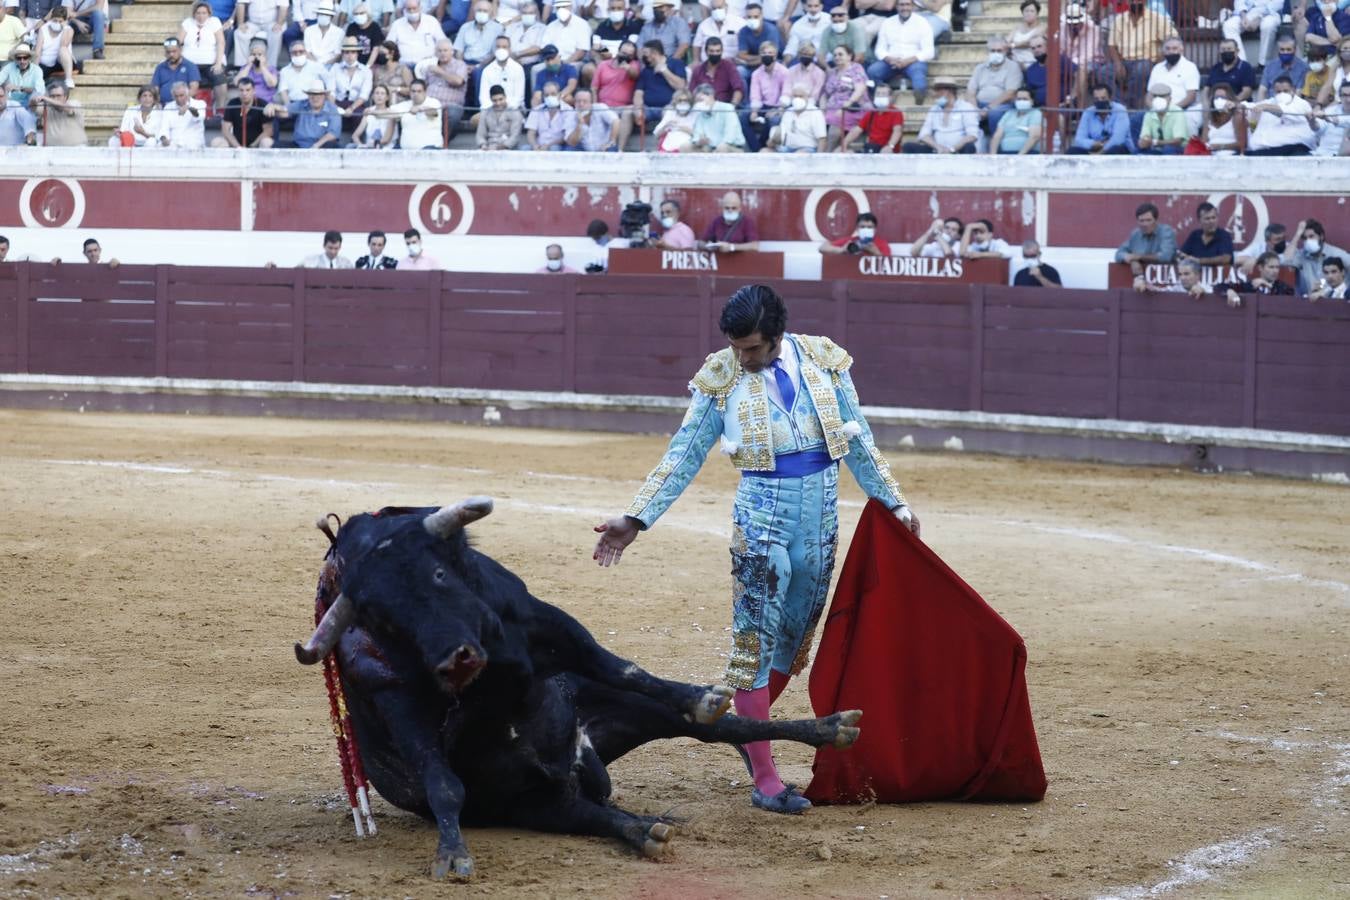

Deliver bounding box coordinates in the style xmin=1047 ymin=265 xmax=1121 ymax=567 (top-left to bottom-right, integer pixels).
xmin=1108 ymin=0 xmax=1176 ymax=109
xmin=0 ymin=5 xmax=27 ymax=62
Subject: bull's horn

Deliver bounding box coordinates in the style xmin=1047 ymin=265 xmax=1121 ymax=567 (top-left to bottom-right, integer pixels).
xmin=423 ymin=497 xmax=494 ymax=538
xmin=294 ymin=592 xmax=355 ymax=665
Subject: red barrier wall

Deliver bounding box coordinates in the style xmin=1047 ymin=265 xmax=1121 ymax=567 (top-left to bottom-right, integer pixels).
xmin=2 ymin=263 xmax=1348 ymax=436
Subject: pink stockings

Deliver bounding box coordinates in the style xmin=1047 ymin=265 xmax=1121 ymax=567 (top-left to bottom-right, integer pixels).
xmin=734 ymin=669 xmax=793 ymax=796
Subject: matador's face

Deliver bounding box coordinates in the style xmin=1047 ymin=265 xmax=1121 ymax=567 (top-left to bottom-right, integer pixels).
xmin=727 ymin=332 xmax=781 ymax=374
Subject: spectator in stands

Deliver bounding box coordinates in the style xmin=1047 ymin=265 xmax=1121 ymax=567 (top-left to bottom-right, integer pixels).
xmin=269 ymin=80 xmax=341 ymax=147
xmin=965 ymin=37 xmax=1021 ymax=134
xmin=523 ymin=79 xmax=575 ymax=149
xmin=0 ymin=83 xmax=35 ymax=145
xmin=693 ymin=0 xmax=739 ymax=64
xmin=400 ymin=228 xmax=441 ymax=268
xmin=282 ymin=0 xmax=323 ymax=54
xmin=531 ymin=44 xmax=577 ymax=107
xmin=960 ymin=219 xmax=1013 ymax=259
xmin=1222 ymin=0 xmax=1281 ymax=67
xmin=214 ymin=77 xmax=273 ymax=145
xmin=179 ymin=2 xmax=227 ymax=111
xmin=1013 ymin=240 xmax=1061 ymax=287
xmin=565 ymin=87 xmax=618 ymax=149
xmin=1107 ymin=0 xmax=1174 ymax=110
xmin=1206 ymin=38 xmax=1256 ymax=105
xmin=762 ymin=81 xmax=825 ymax=151
xmin=0 ymin=6 xmax=25 ymax=65
xmin=1237 ymin=223 xmax=1288 ymax=277
xmin=379 ymin=76 xmax=442 ymax=147
xmin=688 ymin=82 xmax=745 ymax=151
xmin=839 ymin=82 xmax=902 ymax=151
xmin=454 ymin=0 xmax=501 ymax=71
xmin=1150 ymin=259 xmax=1214 ymax=298
xmin=1302 ymin=0 xmax=1350 ymax=54
xmin=0 ymin=45 xmax=41 ymax=111
xmin=595 ymin=0 xmax=643 ymax=58
xmin=66 ymin=0 xmax=107 ymax=62
xmin=439 ymin=0 xmax=470 ymax=41
xmin=1007 ymin=0 xmax=1045 ymax=69
xmin=0 ymin=235 xmax=8 ymax=260
xmin=344 ymin=3 xmax=385 ymax=63
xmin=350 ymin=81 xmax=398 ymax=145
xmin=1313 ymin=80 xmax=1350 ymax=154
xmin=505 ymin=1 xmax=545 ymax=70
xmin=80 ymin=238 xmax=119 ymax=267
xmin=1285 ymin=219 xmax=1347 ymax=294
xmin=654 ymin=198 xmax=696 ymax=249
xmin=866 ymin=0 xmax=934 ymax=105
xmin=1302 ymin=45 xmax=1335 ymax=102
xmin=1177 ymin=202 xmax=1235 ymax=267
xmin=278 ymin=40 xmax=334 ymax=104
xmin=1320 ymin=38 xmax=1350 ymax=106
xmin=820 ymin=44 xmax=867 ymax=148
xmin=821 ymin=7 xmax=866 ymax=67
xmin=424 ymin=38 xmax=466 ymax=137
xmin=479 ymin=35 xmax=525 ymax=109
xmin=819 ymin=211 xmax=890 ymax=256
xmin=1201 ymin=83 xmax=1245 ymax=154
xmin=851 ymin=0 xmax=895 ymax=40
xmin=1022 ymin=35 xmax=1063 ymax=107
xmin=1060 ymin=3 xmax=1107 ymax=106
xmin=1116 ymin=201 xmax=1176 ymax=290
xmin=690 ymin=36 xmax=745 ymax=104
xmin=902 ymin=77 xmax=979 ymax=152
xmin=235 ymin=0 xmax=285 ymax=70
xmin=388 ymin=0 xmax=445 ymax=66
xmin=910 ymin=217 xmax=963 ymax=257
xmin=541 ymin=0 xmax=591 ymax=66
xmin=302 ymin=230 xmax=355 ymax=267
xmin=653 ymin=87 xmax=696 ymax=150
xmin=537 ymin=243 xmax=579 ymax=272
xmin=235 ymin=37 xmax=279 ymax=104
xmin=331 ymin=36 xmax=373 ymax=124
xmin=784 ymin=0 xmax=827 ymax=63
xmin=158 ymin=80 xmax=207 ymax=148
xmin=369 ymin=40 xmax=414 ymax=101
xmin=784 ymin=43 xmax=824 ymax=104
xmin=477 ymin=82 xmax=523 ymax=148
xmin=1248 ymin=75 xmax=1317 ymax=155
xmin=633 ymin=38 xmax=687 ymax=141
xmin=595 ymin=38 xmax=637 ymax=148
xmin=1137 ymin=82 xmax=1189 ymax=154
xmin=1223 ymin=252 xmax=1295 ymax=304
xmin=736 ymin=4 xmax=782 ymax=85
xmin=1308 ymin=256 xmax=1348 ymax=300
xmin=33 ymin=6 xmax=73 ymax=89
xmin=1147 ymin=36 xmax=1201 ymax=132
xmin=1069 ymin=82 xmax=1133 ymax=153
xmin=699 ymin=190 xmax=759 ymax=252
xmin=1258 ymin=36 xmax=1307 ymax=101
xmin=356 ymin=231 xmax=398 ymax=268
xmin=640 ymin=0 xmax=689 ymax=59
xmin=113 ymin=86 xmax=162 ymax=148
xmin=740 ymin=38 xmax=786 ymax=150
xmin=304 ymin=2 xmax=345 ymax=65
xmin=990 ymin=86 xmax=1041 ymax=154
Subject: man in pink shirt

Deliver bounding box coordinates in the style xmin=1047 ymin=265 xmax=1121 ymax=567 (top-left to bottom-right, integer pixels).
xmin=594 ymin=39 xmax=640 ymax=150
xmin=399 ymin=228 xmax=443 ymax=269
xmin=653 ymin=198 xmax=696 ymax=249
xmin=740 ymin=40 xmax=788 ymax=151
xmin=1062 ymin=3 xmax=1110 ymax=106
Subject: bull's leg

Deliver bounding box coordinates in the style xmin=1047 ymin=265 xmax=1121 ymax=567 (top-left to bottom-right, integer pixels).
xmin=575 ymin=679 xmax=862 ymax=766
xmin=526 ymin=603 xmax=732 ymax=724
xmin=507 ymin=795 xmax=678 ymax=859
xmin=375 ymin=692 xmax=475 ymax=879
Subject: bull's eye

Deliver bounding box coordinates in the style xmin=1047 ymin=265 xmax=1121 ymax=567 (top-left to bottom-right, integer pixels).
xmin=433 ymin=567 xmax=447 ymax=583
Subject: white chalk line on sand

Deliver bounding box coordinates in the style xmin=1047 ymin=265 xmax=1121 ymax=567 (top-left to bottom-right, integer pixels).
xmin=1095 ymin=828 xmax=1282 ymax=900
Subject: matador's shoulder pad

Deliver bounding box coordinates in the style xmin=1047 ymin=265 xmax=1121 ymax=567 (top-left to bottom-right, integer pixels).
xmin=690 ymin=347 xmax=743 ymax=402
xmin=796 ymin=334 xmax=854 ymax=373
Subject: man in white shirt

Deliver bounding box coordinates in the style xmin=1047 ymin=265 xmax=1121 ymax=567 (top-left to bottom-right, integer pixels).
xmin=1247 ymin=74 xmax=1317 ymax=155
xmin=304 ymin=2 xmax=345 ymax=64
xmin=864 ymin=0 xmax=934 ymax=104
xmin=386 ymin=0 xmax=445 ymax=65
xmin=1221 ymin=0 xmax=1281 ymax=65
xmin=330 ymin=36 xmax=372 ymax=118
xmin=157 ymin=81 xmax=207 ymax=148
xmin=900 ymin=79 xmax=979 ymax=153
xmin=764 ymin=83 xmax=825 ymax=151
xmin=1312 ymin=81 xmax=1350 ymax=156
xmin=782 ymin=0 xmax=827 ymax=63
xmin=909 ymin=217 xmax=965 ymax=257
xmin=302 ymin=230 xmax=356 ymax=268
xmin=478 ymin=34 xmax=526 ymax=109
xmin=694 ymin=0 xmax=744 ymax=62
xmin=233 ymin=0 xmax=285 ymax=69
xmin=387 ymin=76 xmax=444 ymax=147
xmin=278 ymin=40 xmax=334 ymax=102
xmin=1146 ymin=37 xmax=1202 ymax=132
xmin=540 ymin=0 xmax=591 ymax=64
xmin=959 ymin=219 xmax=1014 ymax=259
xmin=504 ymin=0 xmax=547 ymax=68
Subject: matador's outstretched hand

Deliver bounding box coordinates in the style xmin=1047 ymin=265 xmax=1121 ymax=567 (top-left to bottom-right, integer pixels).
xmin=593 ymin=515 xmax=641 ymax=567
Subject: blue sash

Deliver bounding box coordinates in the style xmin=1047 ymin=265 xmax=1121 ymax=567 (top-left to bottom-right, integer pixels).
xmin=744 ymin=449 xmax=835 ymax=479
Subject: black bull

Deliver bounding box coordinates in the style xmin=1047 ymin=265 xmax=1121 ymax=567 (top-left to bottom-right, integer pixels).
xmin=294 ymin=497 xmax=863 ymax=879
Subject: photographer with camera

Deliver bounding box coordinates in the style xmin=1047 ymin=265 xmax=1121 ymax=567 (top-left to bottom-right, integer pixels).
xmin=618 ymin=200 xmax=655 ymax=249
xmin=818 ymin=211 xmax=890 ymax=257
xmin=234 ymin=36 xmax=280 ymax=102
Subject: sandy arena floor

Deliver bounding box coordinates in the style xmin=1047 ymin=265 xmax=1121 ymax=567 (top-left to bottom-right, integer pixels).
xmin=1 ymin=409 xmax=1347 ymax=899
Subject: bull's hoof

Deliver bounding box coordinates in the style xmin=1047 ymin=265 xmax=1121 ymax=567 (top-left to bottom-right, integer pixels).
xmin=833 ymin=726 xmax=861 ymax=749
xmin=432 ymin=849 xmax=474 ymax=880
xmin=838 ymin=709 xmax=863 ymax=727
xmin=642 ymin=822 xmax=676 ymax=859
xmin=693 ymin=685 xmax=734 ymax=724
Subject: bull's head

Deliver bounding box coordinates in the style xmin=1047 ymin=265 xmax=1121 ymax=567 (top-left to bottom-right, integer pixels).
xmin=295 ymin=497 xmax=499 ymax=694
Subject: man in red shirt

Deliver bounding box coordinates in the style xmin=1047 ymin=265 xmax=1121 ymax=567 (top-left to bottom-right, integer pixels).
xmin=699 ymin=191 xmax=761 ymax=252
xmin=819 ymin=212 xmax=891 ymax=257
xmin=839 ymin=84 xmax=904 ymax=153
xmin=688 ymin=37 xmax=745 ymax=104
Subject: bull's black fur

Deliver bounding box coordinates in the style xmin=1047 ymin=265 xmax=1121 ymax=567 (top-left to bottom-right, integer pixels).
xmin=310 ymin=504 xmax=860 ymax=878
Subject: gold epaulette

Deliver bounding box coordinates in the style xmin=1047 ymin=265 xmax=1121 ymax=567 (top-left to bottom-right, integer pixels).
xmin=796 ymin=334 xmax=853 ymax=374
xmin=689 ymin=348 xmax=742 ymax=411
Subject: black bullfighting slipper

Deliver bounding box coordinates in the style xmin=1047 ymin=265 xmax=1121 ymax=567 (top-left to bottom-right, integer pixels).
xmin=751 ymin=786 xmax=812 ymax=815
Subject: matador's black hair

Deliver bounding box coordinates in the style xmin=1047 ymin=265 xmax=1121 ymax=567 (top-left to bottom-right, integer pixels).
xmin=719 ymin=284 xmax=788 ymax=341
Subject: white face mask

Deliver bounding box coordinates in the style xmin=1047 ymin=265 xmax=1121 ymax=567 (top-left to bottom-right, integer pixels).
xmin=556 ymin=7 xmax=571 ymax=20
xmin=407 ymin=242 xmax=422 ymax=256
xmin=1276 ymin=90 xmax=1293 ymax=104
xmin=546 ymin=258 xmax=563 ymax=270
xmin=292 ymin=54 xmax=308 ymax=67
xmin=746 ymin=16 xmax=761 ymax=26
xmin=660 ymin=215 xmax=676 ymax=228
xmin=857 ymin=227 xmax=875 ymax=240
xmin=1306 ymin=238 xmax=1322 ymax=254
xmin=48 ymin=21 xmax=61 ymax=32
xmin=317 ymin=13 xmax=332 ymax=25
xmin=1151 ymin=96 xmax=1168 ymax=111
xmin=723 ymin=210 xmax=740 ymax=223
xmin=674 ymin=102 xmax=691 ymax=114
xmin=711 ymin=6 xmax=726 ymax=20
xmin=544 ymin=93 xmax=560 ymax=107
xmin=830 ymin=20 xmax=846 ymax=32
xmin=873 ymin=95 xmax=890 ymax=108
xmin=521 ymin=12 xmax=537 ymax=25
xmin=988 ymin=51 xmax=1005 ymax=65
xmin=608 ymin=9 xmax=624 ymax=21
xmin=407 ymin=11 xmax=421 ymax=22
xmin=1014 ymin=98 xmax=1032 ymax=111
xmin=1310 ymin=60 xmax=1326 ymax=72
xmin=695 ymin=99 xmax=713 ymax=112
xmin=1212 ymin=96 xmax=1230 ymax=111
xmin=475 ymin=10 xmax=490 ymax=23
xmin=806 ymin=10 xmax=820 ymax=19
xmin=494 ymin=46 xmax=510 ymax=61
xmin=354 ymin=12 xmax=370 ymax=24
xmin=791 ymin=96 xmax=806 ymax=110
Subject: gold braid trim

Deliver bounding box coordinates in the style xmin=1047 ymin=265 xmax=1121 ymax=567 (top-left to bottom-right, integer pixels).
xmin=624 ymin=460 xmax=675 ymax=519
xmin=789 ymin=623 xmax=819 ymax=677
xmin=796 ymin=334 xmax=853 ymax=388
xmin=724 ymin=629 xmax=762 ymax=691
xmin=868 ymin=443 xmax=906 ymax=507
xmin=690 ymin=348 xmax=743 ymax=412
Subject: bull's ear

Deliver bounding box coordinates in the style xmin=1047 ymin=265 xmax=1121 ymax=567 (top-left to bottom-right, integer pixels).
xmin=424 ymin=496 xmax=495 ymax=538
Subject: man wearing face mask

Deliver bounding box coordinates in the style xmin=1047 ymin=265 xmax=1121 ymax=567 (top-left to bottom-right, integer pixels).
xmin=694 ymin=0 xmax=742 ymax=65
xmin=1285 ymin=219 xmax=1347 ymax=295
xmin=399 ymin=228 xmax=442 ymax=269
xmin=633 ymin=38 xmax=687 ymax=138
xmin=1237 ymin=223 xmax=1288 ymax=278
xmin=1059 ymin=4 xmax=1107 ymax=106
xmin=963 ymin=36 xmax=1020 ymax=134
xmin=536 ymin=243 xmax=580 ymax=273
xmin=1221 ymin=0 xmax=1281 ymax=67
xmin=387 ymin=0 xmax=446 ymax=66
xmin=504 ymin=0 xmax=546 ymax=68
xmin=1068 ymin=82 xmax=1134 ymax=153
xmin=304 ymin=2 xmax=345 ymax=64
xmin=1106 ymin=0 xmax=1175 ymax=110
xmin=700 ymin=191 xmax=760 ymax=252
xmin=820 ymin=7 xmax=866 ymax=68
xmin=1137 ymin=82 xmax=1189 ymax=154
xmin=478 ymin=34 xmax=526 ymax=108
xmin=1012 ymin=240 xmax=1061 ymax=288
xmin=867 ymin=0 xmax=935 ymax=107
xmin=1248 ymin=74 xmax=1317 ymax=155
xmin=523 ymin=79 xmax=575 ymax=149
xmin=902 ymin=77 xmax=979 ymax=153
xmin=960 ymin=219 xmax=1013 ymax=260
xmin=1205 ymin=38 xmax=1255 ymax=105
xmin=784 ymin=40 xmax=824 ymax=101
xmin=740 ymin=39 xmax=786 ymax=150
xmin=639 ymin=0 xmax=690 ymax=60
xmin=690 ymin=36 xmax=746 ymax=103
xmin=820 ymin=212 xmax=890 ymax=257
xmin=1301 ymin=0 xmax=1350 ymax=54
xmin=277 ymin=40 xmax=334 ymax=103
xmin=782 ymin=0 xmax=827 ymax=64
xmin=839 ymin=83 xmax=902 ymax=152
xmin=596 ymin=0 xmax=644 ymax=54
xmin=654 ymin=199 xmax=696 ymax=249
xmin=1146 ymin=37 xmax=1201 ymax=132
xmin=540 ymin=0 xmax=592 ymax=65
xmin=1258 ymin=36 xmax=1307 ymax=101
xmin=688 ymin=82 xmax=747 ymax=150
xmin=736 ymin=3 xmax=783 ymax=84
xmin=453 ymin=0 xmax=501 ymax=68
xmin=530 ymin=44 xmax=578 ymax=107
xmin=341 ymin=3 xmax=385 ymax=62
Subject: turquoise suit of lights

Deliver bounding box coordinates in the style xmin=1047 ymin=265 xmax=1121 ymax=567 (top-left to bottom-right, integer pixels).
xmin=624 ymin=334 xmax=907 ymax=691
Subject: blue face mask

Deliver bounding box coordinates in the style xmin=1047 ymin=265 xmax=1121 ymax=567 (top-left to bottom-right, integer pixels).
xmin=1278 ymin=51 xmax=1294 ymax=65
xmin=935 ymin=96 xmax=949 ymax=108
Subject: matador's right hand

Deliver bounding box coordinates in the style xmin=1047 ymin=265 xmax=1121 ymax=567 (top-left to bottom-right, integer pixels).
xmin=593 ymin=515 xmax=640 ymax=567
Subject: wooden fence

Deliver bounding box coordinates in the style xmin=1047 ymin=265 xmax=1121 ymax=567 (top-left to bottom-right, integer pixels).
xmin=1 ymin=263 xmax=1347 ymax=437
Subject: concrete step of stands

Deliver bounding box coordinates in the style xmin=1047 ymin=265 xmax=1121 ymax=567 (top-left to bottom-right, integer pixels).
xmin=82 ymin=59 xmax=172 ymax=75
xmin=106 ymin=31 xmax=186 ymax=45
